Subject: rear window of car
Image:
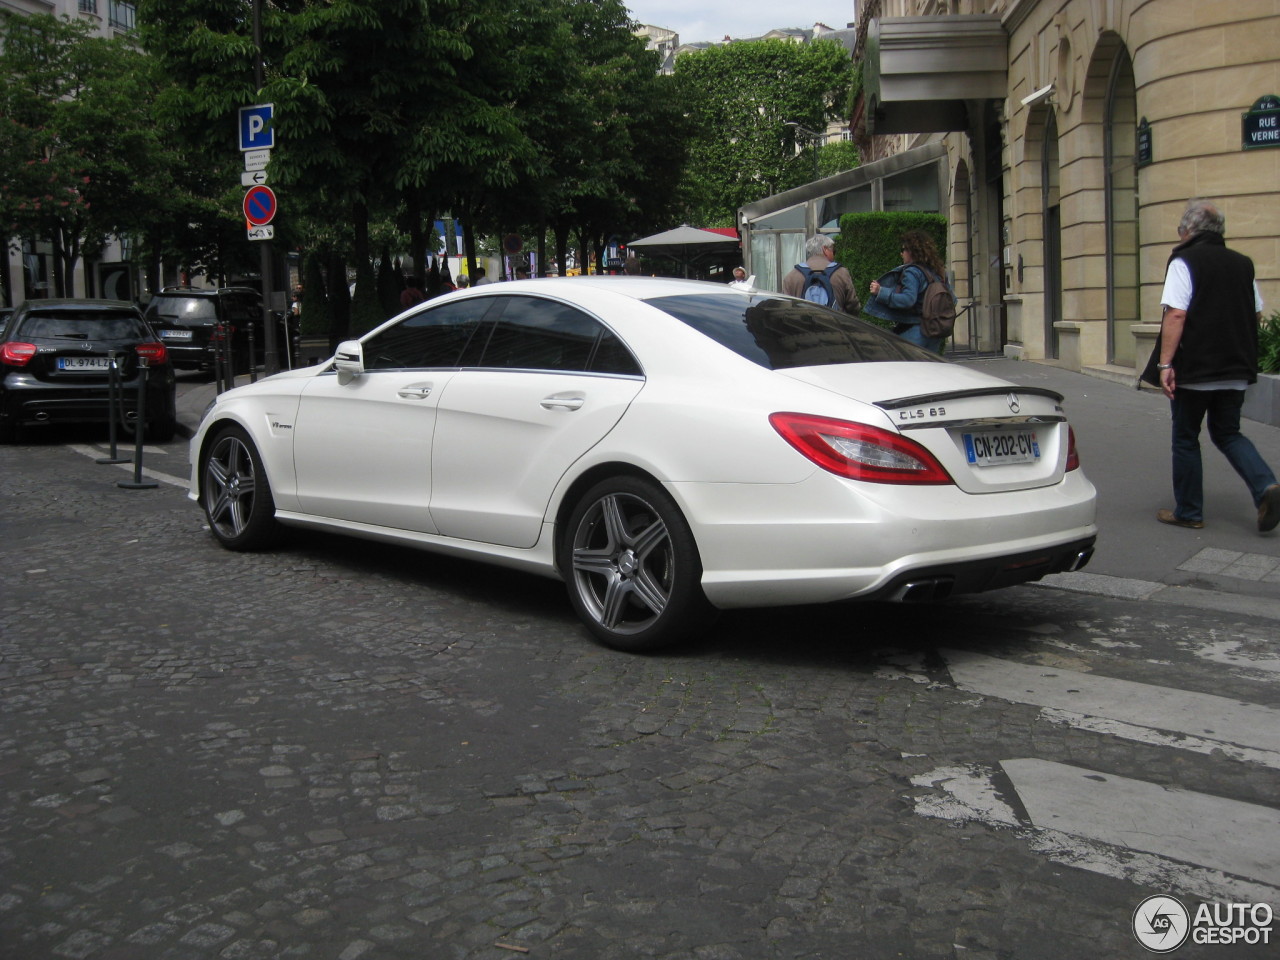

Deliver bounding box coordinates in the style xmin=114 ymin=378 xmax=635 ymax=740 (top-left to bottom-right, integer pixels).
xmin=644 ymin=293 xmax=945 ymax=370
xmin=146 ymin=296 xmax=217 ymax=323
xmin=16 ymin=311 xmax=149 ymax=340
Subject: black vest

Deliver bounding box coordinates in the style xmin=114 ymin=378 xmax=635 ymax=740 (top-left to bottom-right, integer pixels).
xmin=1172 ymin=231 xmax=1258 ymax=385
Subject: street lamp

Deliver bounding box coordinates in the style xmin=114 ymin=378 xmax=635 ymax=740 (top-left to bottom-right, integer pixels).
xmin=783 ymin=121 xmax=825 ymax=181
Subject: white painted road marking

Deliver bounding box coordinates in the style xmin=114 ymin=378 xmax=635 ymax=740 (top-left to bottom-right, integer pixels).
xmin=1001 ymin=758 xmax=1280 ymax=887
xmin=68 ymin=443 xmax=188 ymax=489
xmin=911 ymin=761 xmax=1280 ymax=906
xmin=941 ymin=648 xmax=1280 ymax=757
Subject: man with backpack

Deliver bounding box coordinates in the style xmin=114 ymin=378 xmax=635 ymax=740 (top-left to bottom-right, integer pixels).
xmin=782 ymin=235 xmax=860 ymax=315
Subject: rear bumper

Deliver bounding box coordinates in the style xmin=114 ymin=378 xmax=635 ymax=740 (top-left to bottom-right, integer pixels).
xmin=670 ymin=469 xmax=1099 ymax=609
xmin=1 ymin=376 xmax=175 ymax=427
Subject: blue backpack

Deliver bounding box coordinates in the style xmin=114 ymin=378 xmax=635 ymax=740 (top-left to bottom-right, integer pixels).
xmin=795 ymin=263 xmax=839 ymax=307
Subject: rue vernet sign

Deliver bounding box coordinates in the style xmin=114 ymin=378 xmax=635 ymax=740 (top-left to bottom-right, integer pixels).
xmin=1242 ymin=95 xmax=1280 ymax=150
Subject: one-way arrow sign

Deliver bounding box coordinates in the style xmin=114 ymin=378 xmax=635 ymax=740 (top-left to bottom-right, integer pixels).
xmin=241 ymin=170 xmax=268 ymax=187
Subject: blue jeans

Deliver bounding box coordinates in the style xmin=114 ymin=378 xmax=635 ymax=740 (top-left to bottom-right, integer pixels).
xmin=895 ymin=323 xmax=943 ymax=353
xmin=1170 ymin=388 xmax=1277 ymax=522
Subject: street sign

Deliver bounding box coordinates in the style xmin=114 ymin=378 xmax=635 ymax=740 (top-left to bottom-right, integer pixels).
xmin=243 ymin=185 xmax=278 ymax=226
xmin=1242 ymin=95 xmax=1280 ymax=150
xmin=241 ymin=170 xmax=268 ymax=187
xmin=247 ymin=225 xmax=274 ymax=241
xmin=239 ymin=103 xmax=275 ymax=152
xmin=244 ymin=149 xmax=271 ymax=172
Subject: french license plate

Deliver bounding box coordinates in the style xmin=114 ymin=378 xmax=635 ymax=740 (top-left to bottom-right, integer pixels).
xmin=963 ymin=430 xmax=1040 ymax=466
xmin=160 ymin=329 xmax=192 ymax=340
xmin=56 ymin=356 xmax=111 ymax=372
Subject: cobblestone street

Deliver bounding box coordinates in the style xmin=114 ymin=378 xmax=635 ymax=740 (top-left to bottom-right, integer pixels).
xmin=2 ymin=438 xmax=1277 ymax=959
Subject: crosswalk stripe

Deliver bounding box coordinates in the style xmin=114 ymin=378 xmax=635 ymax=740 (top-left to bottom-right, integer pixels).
xmin=942 ymin=648 xmax=1280 ymax=756
xmin=1002 ymin=758 xmax=1280 ymax=887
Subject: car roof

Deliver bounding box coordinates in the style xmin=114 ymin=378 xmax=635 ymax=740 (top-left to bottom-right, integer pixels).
xmin=17 ymin=298 xmax=139 ymax=311
xmin=471 ymin=276 xmax=744 ymax=300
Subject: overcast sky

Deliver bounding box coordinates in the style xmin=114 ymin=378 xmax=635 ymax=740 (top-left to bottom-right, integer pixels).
xmin=625 ymin=1 xmax=856 ymax=45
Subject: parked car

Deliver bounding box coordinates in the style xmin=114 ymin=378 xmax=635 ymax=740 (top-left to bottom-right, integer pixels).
xmin=189 ymin=277 xmax=1097 ymax=651
xmin=1 ymin=298 xmax=176 ymax=443
xmin=143 ymin=286 xmax=292 ymax=373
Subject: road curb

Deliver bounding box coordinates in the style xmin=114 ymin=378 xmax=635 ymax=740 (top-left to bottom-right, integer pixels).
xmin=1037 ymin=571 xmax=1280 ymax=621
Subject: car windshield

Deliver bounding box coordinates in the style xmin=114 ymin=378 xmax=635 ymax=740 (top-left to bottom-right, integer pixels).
xmin=645 ymin=293 xmax=945 ymax=370
xmin=147 ymin=297 xmax=217 ymax=323
xmin=16 ymin=312 xmax=149 ymax=340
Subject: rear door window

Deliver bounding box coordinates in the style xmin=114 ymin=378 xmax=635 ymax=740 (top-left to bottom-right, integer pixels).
xmin=473 ymin=296 xmax=642 ymax=375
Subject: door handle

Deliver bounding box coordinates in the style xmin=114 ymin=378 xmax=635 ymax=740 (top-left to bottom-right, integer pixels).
xmin=397 ymin=384 xmax=433 ymax=399
xmin=540 ymin=394 xmax=585 ymax=411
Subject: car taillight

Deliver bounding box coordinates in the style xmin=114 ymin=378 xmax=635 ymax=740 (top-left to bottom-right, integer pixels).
xmin=136 ymin=341 xmax=168 ymax=364
xmin=770 ymin=412 xmax=953 ymax=485
xmin=1066 ymin=425 xmax=1080 ymax=472
xmin=1 ymin=342 xmax=37 ymax=367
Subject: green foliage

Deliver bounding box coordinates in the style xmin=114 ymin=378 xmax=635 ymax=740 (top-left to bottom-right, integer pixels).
xmin=817 ymin=141 xmax=860 ymax=179
xmin=1 ymin=13 xmax=183 ymax=292
xmin=1259 ymin=311 xmax=1280 ymax=375
xmin=837 ymin=212 xmax=948 ymax=317
xmin=676 ymin=38 xmax=854 ymax=225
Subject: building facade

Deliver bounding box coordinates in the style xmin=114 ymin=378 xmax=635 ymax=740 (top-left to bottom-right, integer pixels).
xmin=750 ymin=0 xmax=1278 ymax=375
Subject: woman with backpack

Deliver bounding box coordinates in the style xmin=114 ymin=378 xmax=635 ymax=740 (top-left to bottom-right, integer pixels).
xmin=865 ymin=230 xmax=950 ymax=353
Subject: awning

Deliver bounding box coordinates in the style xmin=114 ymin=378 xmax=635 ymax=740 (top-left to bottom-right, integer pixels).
xmin=627 ymin=225 xmax=740 ymax=277
xmin=866 ymin=15 xmax=1008 ymax=135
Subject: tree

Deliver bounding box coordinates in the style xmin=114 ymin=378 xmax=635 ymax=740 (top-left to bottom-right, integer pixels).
xmin=818 ymin=140 xmax=861 ymax=179
xmin=1 ymin=14 xmax=179 ymax=297
xmin=675 ymin=38 xmax=854 ymax=226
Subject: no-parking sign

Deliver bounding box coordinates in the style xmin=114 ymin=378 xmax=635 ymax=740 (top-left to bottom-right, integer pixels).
xmin=243 ymin=185 xmax=278 ymax=226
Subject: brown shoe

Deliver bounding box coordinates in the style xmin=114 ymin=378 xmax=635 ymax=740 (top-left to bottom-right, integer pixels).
xmin=1157 ymin=508 xmax=1204 ymax=529
xmin=1259 ymin=484 xmax=1280 ymax=533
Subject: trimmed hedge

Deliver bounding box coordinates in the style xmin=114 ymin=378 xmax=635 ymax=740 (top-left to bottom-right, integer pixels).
xmin=1261 ymin=311 xmax=1280 ymax=375
xmin=836 ymin=212 xmax=948 ymax=324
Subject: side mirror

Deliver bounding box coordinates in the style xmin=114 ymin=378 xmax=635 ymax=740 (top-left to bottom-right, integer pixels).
xmin=333 ymin=340 xmax=364 ymax=384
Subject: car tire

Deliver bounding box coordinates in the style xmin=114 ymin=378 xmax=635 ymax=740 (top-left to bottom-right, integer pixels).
xmin=561 ymin=475 xmax=716 ymax=652
xmin=200 ymin=424 xmax=279 ymax=551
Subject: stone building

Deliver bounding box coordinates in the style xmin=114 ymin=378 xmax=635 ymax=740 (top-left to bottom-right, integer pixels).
xmin=746 ymin=0 xmax=1279 ymax=376
xmin=866 ymin=0 xmax=1278 ymax=373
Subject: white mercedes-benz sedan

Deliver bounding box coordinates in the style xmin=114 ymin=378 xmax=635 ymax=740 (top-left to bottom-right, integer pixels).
xmin=189 ymin=277 xmax=1096 ymax=651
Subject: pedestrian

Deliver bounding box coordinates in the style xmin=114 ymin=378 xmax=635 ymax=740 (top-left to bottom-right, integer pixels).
xmin=399 ymin=276 xmax=425 ymax=309
xmin=732 ymin=266 xmax=747 ymax=282
xmin=1143 ymin=198 xmax=1280 ymax=532
xmin=472 ymin=268 xmax=492 ymax=286
xmin=781 ymin=235 xmax=860 ymax=314
xmin=865 ymin=230 xmax=948 ymax=352
xmin=455 ymin=274 xmax=470 ymax=289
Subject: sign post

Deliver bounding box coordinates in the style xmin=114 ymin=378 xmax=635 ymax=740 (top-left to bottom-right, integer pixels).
xmin=239 ymin=102 xmax=279 ymax=375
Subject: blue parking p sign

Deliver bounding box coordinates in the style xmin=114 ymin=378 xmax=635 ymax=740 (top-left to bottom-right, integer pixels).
xmin=239 ymin=103 xmax=274 ymax=152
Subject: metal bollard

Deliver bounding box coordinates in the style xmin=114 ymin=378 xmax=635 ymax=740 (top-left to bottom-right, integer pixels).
xmin=117 ymin=357 xmax=158 ymax=490
xmin=96 ymin=351 xmax=130 ymax=465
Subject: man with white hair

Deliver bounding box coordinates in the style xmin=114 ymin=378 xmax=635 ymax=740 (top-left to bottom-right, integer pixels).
xmin=1150 ymin=198 xmax=1279 ymax=533
xmin=782 ymin=235 xmax=860 ymax=314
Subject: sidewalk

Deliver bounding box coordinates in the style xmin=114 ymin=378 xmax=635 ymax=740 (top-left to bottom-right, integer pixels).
xmin=964 ymin=359 xmax=1280 ymax=615
xmin=175 ymin=358 xmax=1280 ymax=614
